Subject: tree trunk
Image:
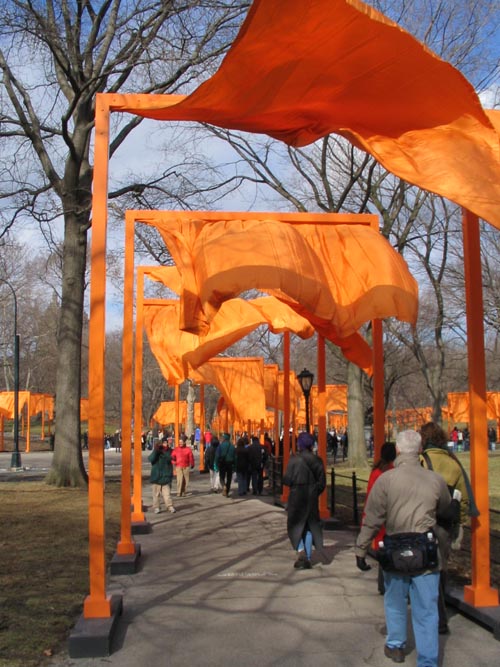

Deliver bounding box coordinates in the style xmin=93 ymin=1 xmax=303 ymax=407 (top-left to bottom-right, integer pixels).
xmin=347 ymin=362 xmax=368 ymax=469
xmin=46 ymin=212 xmax=87 ymax=487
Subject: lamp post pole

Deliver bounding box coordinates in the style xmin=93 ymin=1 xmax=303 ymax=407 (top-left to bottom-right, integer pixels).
xmin=0 ymin=279 xmax=21 ymax=469
xmin=297 ymin=368 xmax=314 ymax=434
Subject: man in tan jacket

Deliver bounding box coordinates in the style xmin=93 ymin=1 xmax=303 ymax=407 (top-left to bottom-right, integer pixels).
xmin=355 ymin=430 xmax=457 ymax=666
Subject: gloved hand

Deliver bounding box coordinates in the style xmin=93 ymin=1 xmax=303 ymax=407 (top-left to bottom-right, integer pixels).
xmin=356 ymin=556 xmax=372 ymax=571
xmin=451 ymin=525 xmax=464 ymax=551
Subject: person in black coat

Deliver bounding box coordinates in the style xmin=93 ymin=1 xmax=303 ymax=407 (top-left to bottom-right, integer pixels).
xmin=282 ymin=432 xmax=326 ymax=569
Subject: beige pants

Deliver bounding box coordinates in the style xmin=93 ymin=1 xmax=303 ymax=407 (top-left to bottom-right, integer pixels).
xmin=152 ymin=483 xmax=173 ymax=510
xmin=176 ymin=467 xmax=190 ymax=496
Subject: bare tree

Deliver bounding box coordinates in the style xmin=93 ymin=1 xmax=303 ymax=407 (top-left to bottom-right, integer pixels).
xmin=0 ymin=0 xmax=249 ymax=485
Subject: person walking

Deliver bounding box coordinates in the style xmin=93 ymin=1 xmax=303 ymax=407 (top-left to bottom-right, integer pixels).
xmin=148 ymin=437 xmax=176 ymax=514
xmin=171 ymin=436 xmax=195 ymax=497
xmin=215 ymin=432 xmax=236 ymax=497
xmin=235 ymin=437 xmax=250 ymax=496
xmin=420 ymin=421 xmax=476 ymax=635
xmin=363 ymin=441 xmax=396 ymax=594
xmin=247 ymin=435 xmax=264 ymax=495
xmin=205 ymin=435 xmax=221 ymax=493
xmin=355 ymin=430 xmax=459 ymax=666
xmin=282 ymin=432 xmax=326 ymax=570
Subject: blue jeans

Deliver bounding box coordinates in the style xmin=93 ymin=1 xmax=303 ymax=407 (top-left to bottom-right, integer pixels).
xmin=384 ymin=571 xmax=440 ymax=667
xmin=297 ymin=529 xmax=313 ymax=560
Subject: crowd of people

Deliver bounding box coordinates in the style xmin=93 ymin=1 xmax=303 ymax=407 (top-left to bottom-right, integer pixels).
xmin=144 ymin=419 xmax=478 ymax=667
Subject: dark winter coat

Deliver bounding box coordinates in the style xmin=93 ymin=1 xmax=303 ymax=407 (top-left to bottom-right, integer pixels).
xmin=235 ymin=443 xmax=250 ymax=473
xmin=148 ymin=446 xmax=174 ymax=485
xmin=282 ymin=450 xmax=326 ymax=550
xmin=247 ymin=441 xmax=264 ymax=471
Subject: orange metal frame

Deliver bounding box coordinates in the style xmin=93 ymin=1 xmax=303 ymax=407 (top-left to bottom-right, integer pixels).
xmin=87 ymin=92 xmax=496 ymax=619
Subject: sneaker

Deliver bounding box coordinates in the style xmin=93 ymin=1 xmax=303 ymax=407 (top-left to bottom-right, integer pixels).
xmin=222 ymin=488 xmax=227 ymax=497
xmin=154 ymin=508 xmax=161 ymax=514
xmin=169 ymin=507 xmax=176 ymax=514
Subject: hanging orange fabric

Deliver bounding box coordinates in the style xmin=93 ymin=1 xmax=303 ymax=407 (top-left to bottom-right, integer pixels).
xmin=264 ymin=364 xmax=279 ymax=408
xmin=153 ymin=401 xmax=187 ymax=426
xmin=125 ymin=0 xmax=500 ymax=229
xmin=143 ymin=296 xmax=314 ymax=381
xmin=0 ymin=391 xmax=30 ymax=419
xmin=190 ymin=357 xmax=266 ymax=423
xmin=151 ymin=217 xmax=417 ymax=338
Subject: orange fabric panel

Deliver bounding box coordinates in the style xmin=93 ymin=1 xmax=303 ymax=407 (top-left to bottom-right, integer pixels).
xmin=126 ymin=0 xmax=500 ymax=229
xmin=448 ymin=391 xmax=500 ymax=423
xmin=0 ymin=391 xmax=30 ymax=419
xmin=153 ymin=401 xmax=187 ymax=426
xmin=143 ymin=296 xmax=315 ymax=382
xmin=144 ymin=265 xmax=182 ymax=295
xmin=30 ymin=394 xmax=54 ymax=418
xmin=310 ymin=384 xmax=348 ymax=414
xmin=143 ymin=301 xmax=197 ymax=384
xmin=184 ymin=296 xmax=315 ymax=370
xmin=147 ymin=215 xmax=416 ymax=372
xmin=277 ymin=370 xmax=302 ymax=413
xmin=153 ymin=217 xmax=417 ymax=337
xmin=447 ymin=393 xmax=470 ymax=424
xmin=264 ymin=364 xmax=279 ymax=408
xmin=190 ymin=357 xmax=266 ymax=423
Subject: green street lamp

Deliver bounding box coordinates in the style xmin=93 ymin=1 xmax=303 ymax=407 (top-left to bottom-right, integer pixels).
xmin=0 ymin=278 xmax=21 ymax=469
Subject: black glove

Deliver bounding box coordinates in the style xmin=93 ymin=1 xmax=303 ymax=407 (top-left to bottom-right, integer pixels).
xmin=356 ymin=556 xmax=372 ymax=572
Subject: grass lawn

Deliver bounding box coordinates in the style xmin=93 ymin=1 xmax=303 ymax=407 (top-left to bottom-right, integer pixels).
xmin=0 ymin=478 xmax=121 ymax=667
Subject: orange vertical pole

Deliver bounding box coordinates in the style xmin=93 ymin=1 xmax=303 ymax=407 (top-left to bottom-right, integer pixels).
xmin=84 ymin=94 xmax=111 ymax=618
xmin=26 ymin=394 xmax=31 ymax=453
xmin=317 ymin=334 xmax=328 ymax=518
xmin=372 ymin=319 xmax=385 ymax=460
xmin=41 ymin=396 xmax=45 ymax=440
xmin=281 ymin=332 xmax=291 ymax=503
xmin=462 ymin=209 xmax=498 ymax=607
xmin=132 ymin=267 xmax=146 ymax=523
xmin=198 ymin=384 xmax=205 ymax=471
xmin=117 ymin=213 xmax=136 ymax=553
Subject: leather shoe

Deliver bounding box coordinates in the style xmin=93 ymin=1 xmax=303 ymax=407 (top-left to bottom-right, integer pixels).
xmin=384 ymin=645 xmax=405 ymax=663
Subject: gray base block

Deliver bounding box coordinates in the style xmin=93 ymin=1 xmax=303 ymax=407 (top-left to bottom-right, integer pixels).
xmin=68 ymin=594 xmax=123 ymax=658
xmin=110 ymin=543 xmax=142 ymax=575
xmin=446 ymin=586 xmax=500 ymax=640
xmin=131 ymin=519 xmax=152 ymax=535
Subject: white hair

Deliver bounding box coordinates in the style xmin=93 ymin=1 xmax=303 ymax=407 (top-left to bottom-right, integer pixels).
xmin=396 ymin=430 xmax=421 ymax=455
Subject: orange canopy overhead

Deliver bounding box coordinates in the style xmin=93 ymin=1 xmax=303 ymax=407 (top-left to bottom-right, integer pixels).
xmin=142 ymin=214 xmax=417 ymax=374
xmin=153 ymin=401 xmax=201 ymax=426
xmin=123 ymin=0 xmax=500 ymax=229
xmin=190 ymin=357 xmax=266 ymax=424
xmin=143 ymin=296 xmax=315 ymax=383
